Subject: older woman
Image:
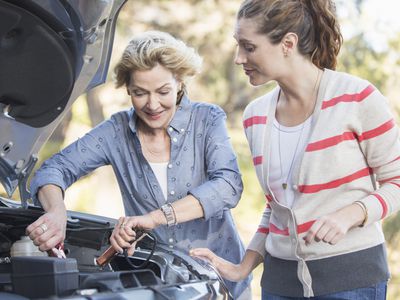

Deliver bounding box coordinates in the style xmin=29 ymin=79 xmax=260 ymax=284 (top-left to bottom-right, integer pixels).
xmin=26 ymin=31 xmax=251 ymax=299
xmin=191 ymin=1 xmax=400 ymax=299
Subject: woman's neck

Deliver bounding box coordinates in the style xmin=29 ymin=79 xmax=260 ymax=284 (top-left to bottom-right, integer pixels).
xmin=137 ymin=121 xmax=170 ymax=163
xmin=275 ymin=62 xmax=323 ymax=126
xmin=278 ymin=62 xmax=322 ymax=105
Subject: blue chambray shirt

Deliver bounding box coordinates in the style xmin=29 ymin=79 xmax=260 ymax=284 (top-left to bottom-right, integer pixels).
xmin=30 ymin=95 xmax=251 ymax=297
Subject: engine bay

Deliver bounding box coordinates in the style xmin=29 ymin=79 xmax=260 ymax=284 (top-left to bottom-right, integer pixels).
xmin=0 ymin=199 xmax=230 ymax=299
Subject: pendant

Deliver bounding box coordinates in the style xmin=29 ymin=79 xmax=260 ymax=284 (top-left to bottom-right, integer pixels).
xmin=282 ymin=183 xmax=287 ymax=190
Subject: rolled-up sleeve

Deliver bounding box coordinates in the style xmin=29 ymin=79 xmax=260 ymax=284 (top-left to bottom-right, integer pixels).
xmin=30 ymin=120 xmax=113 ymax=204
xmin=188 ymin=106 xmax=243 ymax=220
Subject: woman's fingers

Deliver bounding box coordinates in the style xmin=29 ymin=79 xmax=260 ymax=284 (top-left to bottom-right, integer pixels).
xmin=329 ymin=232 xmax=342 ymax=245
xmin=38 ymin=235 xmax=63 ymax=252
xmin=304 ymin=212 xmax=350 ymax=245
xmin=127 ymin=241 xmax=138 ymax=256
xmin=314 ymin=224 xmax=331 ymax=242
xmin=33 ymin=226 xmax=56 ymax=248
xmin=112 ymin=229 xmax=132 ymax=248
xmin=26 ymin=217 xmax=45 ymax=237
xmin=190 ymin=248 xmax=216 ymax=263
xmin=111 ymin=216 xmax=146 ymax=254
xmin=109 ymin=235 xmax=123 ymax=254
xmin=119 ymin=226 xmax=136 ymax=242
xmin=190 ymin=248 xmax=243 ymax=282
xmin=303 ymin=220 xmax=323 ymax=245
xmin=116 ymin=217 xmax=134 ymax=241
xmin=322 ymin=228 xmax=337 ymax=244
xmin=26 ymin=213 xmax=66 ymax=251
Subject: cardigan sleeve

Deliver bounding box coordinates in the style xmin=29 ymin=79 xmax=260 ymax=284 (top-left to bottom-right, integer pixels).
xmin=242 ymin=100 xmax=271 ymax=257
xmin=355 ymin=83 xmax=400 ymax=225
xmin=247 ymin=204 xmax=271 ymax=257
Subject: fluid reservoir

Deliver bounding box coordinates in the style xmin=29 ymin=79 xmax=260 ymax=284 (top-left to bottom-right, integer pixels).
xmin=10 ymin=236 xmax=47 ymax=257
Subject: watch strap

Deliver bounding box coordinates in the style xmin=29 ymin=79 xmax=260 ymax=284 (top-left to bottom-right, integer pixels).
xmin=160 ymin=203 xmax=176 ymax=227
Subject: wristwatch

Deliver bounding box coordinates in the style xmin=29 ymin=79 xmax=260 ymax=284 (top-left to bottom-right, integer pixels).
xmin=160 ymin=203 xmax=176 ymax=227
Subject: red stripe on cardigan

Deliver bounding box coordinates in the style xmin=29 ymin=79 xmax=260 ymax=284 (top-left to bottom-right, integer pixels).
xmin=297 ymin=220 xmax=316 ymax=233
xmin=265 ymin=194 xmax=273 ymax=202
xmin=306 ymin=132 xmax=357 ymax=152
xmin=253 ymin=156 xmax=263 ymax=165
xmin=390 ymin=156 xmax=400 ymax=163
xmin=322 ymin=85 xmax=375 ymax=109
xmin=388 ymin=182 xmax=400 ymax=188
xmin=243 ymin=116 xmax=267 ymax=129
xmin=269 ymin=223 xmax=289 ymax=235
xmin=298 ymin=167 xmax=372 ymax=193
xmin=372 ymin=193 xmax=388 ymax=219
xmin=379 ymin=175 xmax=400 ymax=184
xmin=269 ymin=220 xmax=315 ymax=236
xmin=257 ymin=227 xmax=270 ymax=234
xmin=306 ymin=119 xmax=395 ymax=152
xmin=358 ymin=119 xmax=395 ymax=142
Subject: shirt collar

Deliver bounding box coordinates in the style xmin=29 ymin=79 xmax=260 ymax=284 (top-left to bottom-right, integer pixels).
xmin=128 ymin=94 xmax=192 ymax=135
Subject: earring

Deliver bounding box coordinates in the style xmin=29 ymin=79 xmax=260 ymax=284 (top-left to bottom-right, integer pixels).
xmin=283 ymin=50 xmax=289 ymax=57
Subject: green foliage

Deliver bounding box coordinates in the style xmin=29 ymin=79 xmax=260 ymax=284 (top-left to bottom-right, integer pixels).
xmin=383 ymin=212 xmax=400 ymax=246
xmin=338 ymin=33 xmax=389 ymax=92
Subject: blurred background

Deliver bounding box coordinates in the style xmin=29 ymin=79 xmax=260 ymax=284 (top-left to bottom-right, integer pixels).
xmin=2 ymin=0 xmax=400 ymax=298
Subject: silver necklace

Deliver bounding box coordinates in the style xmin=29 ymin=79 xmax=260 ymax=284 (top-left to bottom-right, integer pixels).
xmin=277 ymin=69 xmax=322 ymax=190
xmin=277 ymin=113 xmax=307 ymax=190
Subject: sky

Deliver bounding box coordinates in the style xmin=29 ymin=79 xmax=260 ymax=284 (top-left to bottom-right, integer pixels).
xmin=338 ymin=0 xmax=400 ymax=51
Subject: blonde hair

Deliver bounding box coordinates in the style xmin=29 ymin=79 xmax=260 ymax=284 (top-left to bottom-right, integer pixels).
xmin=114 ymin=31 xmax=202 ymax=91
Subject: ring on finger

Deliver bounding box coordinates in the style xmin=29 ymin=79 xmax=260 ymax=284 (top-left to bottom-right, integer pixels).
xmin=120 ymin=222 xmax=127 ymax=229
xmin=39 ymin=223 xmax=48 ymax=234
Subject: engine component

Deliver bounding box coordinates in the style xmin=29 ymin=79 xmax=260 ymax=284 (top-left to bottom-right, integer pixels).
xmin=10 ymin=236 xmax=47 ymax=257
xmin=11 ymin=256 xmax=79 ymax=298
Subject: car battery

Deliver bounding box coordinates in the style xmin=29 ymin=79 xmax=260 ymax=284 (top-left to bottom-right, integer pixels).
xmin=11 ymin=256 xmax=79 ymax=299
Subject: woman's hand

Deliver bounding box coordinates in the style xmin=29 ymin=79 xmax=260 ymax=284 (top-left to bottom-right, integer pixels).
xmin=303 ymin=202 xmax=366 ymax=245
xmin=110 ymin=213 xmax=159 ymax=256
xmin=26 ymin=207 xmax=67 ymax=251
xmin=189 ymin=248 xmax=246 ymax=282
xmin=26 ymin=184 xmax=67 ymax=252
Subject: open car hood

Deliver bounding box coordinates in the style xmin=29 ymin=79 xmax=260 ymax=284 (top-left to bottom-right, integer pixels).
xmin=0 ymin=0 xmax=126 ymax=203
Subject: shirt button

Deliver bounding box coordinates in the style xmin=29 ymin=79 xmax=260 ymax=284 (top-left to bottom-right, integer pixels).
xmin=170 ymin=190 xmax=175 ymax=195
xmin=168 ymin=164 xmax=172 ymax=169
xmin=168 ymin=127 xmax=173 ymax=132
xmin=180 ymin=128 xmax=185 ymax=133
xmin=292 ymin=185 xmax=298 ymax=190
xmin=168 ymin=238 xmax=174 ymax=243
xmin=172 ymin=137 xmax=178 ymax=143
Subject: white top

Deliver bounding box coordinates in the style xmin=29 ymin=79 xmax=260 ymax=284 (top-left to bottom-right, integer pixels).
xmin=269 ymin=117 xmax=312 ymax=208
xmin=149 ymin=162 xmax=168 ymax=200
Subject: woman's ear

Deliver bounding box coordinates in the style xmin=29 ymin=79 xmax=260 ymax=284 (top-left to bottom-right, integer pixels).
xmin=281 ymin=32 xmax=298 ymax=57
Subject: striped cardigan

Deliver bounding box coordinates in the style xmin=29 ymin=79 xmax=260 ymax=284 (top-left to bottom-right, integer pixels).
xmin=244 ymin=69 xmax=400 ymax=297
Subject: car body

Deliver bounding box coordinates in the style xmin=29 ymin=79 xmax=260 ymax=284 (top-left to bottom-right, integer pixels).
xmin=0 ymin=1 xmax=230 ymax=299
